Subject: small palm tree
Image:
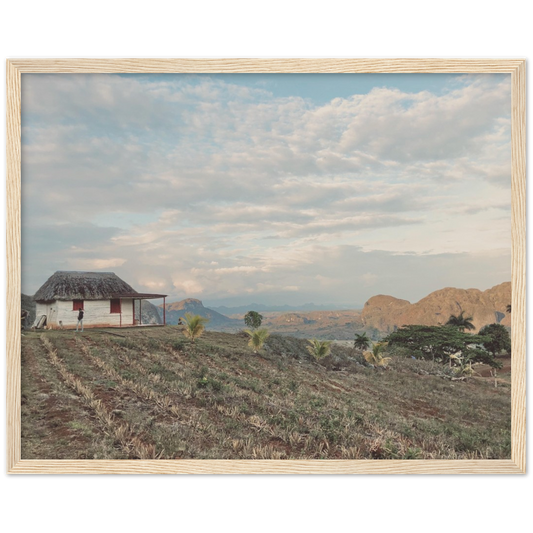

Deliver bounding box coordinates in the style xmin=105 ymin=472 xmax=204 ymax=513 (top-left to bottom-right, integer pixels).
xmin=353 ymin=332 xmax=371 ymax=351
xmin=363 ymin=342 xmax=391 ymax=368
xmin=445 ymin=311 xmax=475 ymax=332
xmin=506 ymin=304 xmax=511 ymax=313
xmin=306 ymin=339 xmax=332 ymax=361
xmin=245 ymin=328 xmax=270 ymax=353
xmin=183 ymin=313 xmax=209 ymax=343
xmin=449 ymin=352 xmax=476 ymax=376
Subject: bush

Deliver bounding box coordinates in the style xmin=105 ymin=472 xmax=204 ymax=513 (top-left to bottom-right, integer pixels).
xmin=183 ymin=313 xmax=209 ymax=343
xmin=244 ymin=328 xmax=270 ymax=353
xmin=307 ymin=339 xmax=333 ymax=361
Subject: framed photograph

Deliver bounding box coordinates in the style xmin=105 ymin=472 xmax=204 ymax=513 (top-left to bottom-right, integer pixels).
xmin=6 ymin=59 xmax=525 ymax=474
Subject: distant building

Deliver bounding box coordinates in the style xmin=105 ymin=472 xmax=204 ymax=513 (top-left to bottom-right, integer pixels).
xmin=33 ymin=271 xmax=167 ymax=329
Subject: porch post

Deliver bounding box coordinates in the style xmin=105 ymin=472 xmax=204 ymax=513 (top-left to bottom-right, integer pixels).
xmin=139 ymin=299 xmax=142 ymax=325
xmin=163 ymin=297 xmax=166 ymax=326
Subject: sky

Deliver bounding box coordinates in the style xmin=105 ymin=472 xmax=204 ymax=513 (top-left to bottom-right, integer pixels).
xmin=21 ymin=73 xmax=511 ymax=308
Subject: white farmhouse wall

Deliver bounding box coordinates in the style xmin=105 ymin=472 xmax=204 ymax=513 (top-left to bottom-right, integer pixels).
xmin=55 ymin=298 xmax=135 ymax=328
xmin=35 ymin=302 xmax=59 ymax=326
xmin=121 ymin=298 xmax=134 ymax=326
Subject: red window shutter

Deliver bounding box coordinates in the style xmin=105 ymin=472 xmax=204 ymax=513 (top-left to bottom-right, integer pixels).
xmin=110 ymin=299 xmax=121 ymax=313
xmin=73 ymin=300 xmax=84 ymax=311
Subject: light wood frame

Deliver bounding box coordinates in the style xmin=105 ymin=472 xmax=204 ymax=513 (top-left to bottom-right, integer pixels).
xmin=6 ymin=58 xmax=526 ymax=474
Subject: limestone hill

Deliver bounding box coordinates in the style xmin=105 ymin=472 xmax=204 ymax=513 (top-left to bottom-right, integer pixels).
xmin=159 ymin=298 xmax=239 ymax=329
xmin=361 ymin=282 xmax=511 ymax=334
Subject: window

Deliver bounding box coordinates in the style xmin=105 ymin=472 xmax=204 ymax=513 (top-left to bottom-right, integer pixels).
xmin=73 ymin=300 xmax=84 ymax=311
xmin=110 ymin=299 xmax=121 ymax=314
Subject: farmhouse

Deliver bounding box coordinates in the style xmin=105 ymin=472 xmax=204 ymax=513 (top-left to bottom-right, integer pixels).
xmin=33 ymin=271 xmax=167 ymax=329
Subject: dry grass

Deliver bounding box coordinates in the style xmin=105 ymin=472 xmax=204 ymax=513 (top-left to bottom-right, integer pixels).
xmin=21 ymin=326 xmax=511 ymax=460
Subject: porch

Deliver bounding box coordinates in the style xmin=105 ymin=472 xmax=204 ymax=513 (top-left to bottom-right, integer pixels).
xmin=111 ymin=292 xmax=168 ymax=327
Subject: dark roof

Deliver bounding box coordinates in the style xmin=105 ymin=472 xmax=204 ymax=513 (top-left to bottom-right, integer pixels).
xmin=111 ymin=292 xmax=167 ymax=299
xmin=34 ymin=271 xmax=138 ymax=302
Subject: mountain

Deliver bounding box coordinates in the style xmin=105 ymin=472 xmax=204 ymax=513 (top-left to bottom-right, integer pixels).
xmin=158 ymin=298 xmax=240 ymax=330
xmin=134 ymin=300 xmax=162 ymax=325
xmin=22 ymin=294 xmax=37 ymax=327
xmin=158 ymin=300 xmax=362 ymax=338
xmin=260 ymin=310 xmax=363 ymax=340
xmin=361 ymin=282 xmax=511 ymax=334
xmin=208 ymin=302 xmax=361 ymax=315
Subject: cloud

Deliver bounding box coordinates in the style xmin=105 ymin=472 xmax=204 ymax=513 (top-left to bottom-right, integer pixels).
xmin=78 ymin=258 xmax=127 ymax=269
xmin=21 ymin=74 xmax=512 ymax=304
xmin=274 ymin=214 xmax=423 ymax=239
xmin=362 ymin=273 xmax=378 ymax=286
xmin=173 ymin=278 xmax=204 ymax=296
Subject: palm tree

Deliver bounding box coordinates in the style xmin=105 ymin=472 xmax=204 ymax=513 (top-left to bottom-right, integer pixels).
xmin=506 ymin=304 xmax=511 ymax=313
xmin=183 ymin=313 xmax=209 ymax=343
xmin=445 ymin=311 xmax=475 ymax=332
xmin=245 ymin=328 xmax=270 ymax=353
xmin=363 ymin=342 xmax=391 ymax=368
xmin=306 ymin=339 xmax=332 ymax=361
xmin=353 ymin=332 xmax=371 ymax=351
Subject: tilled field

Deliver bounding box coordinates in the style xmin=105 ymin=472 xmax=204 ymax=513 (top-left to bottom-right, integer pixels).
xmin=21 ymin=327 xmax=511 ymax=460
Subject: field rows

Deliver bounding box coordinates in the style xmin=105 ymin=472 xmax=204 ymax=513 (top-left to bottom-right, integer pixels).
xmin=21 ymin=328 xmax=511 ymax=460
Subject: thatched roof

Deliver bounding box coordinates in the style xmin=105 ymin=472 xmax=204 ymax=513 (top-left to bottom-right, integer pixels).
xmin=34 ymin=271 xmax=137 ymax=302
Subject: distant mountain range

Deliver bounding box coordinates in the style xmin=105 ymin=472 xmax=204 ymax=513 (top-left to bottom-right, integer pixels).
xmin=22 ymin=281 xmax=511 ymax=339
xmin=361 ymin=282 xmax=511 ymax=334
xmin=158 ymin=299 xmax=364 ymax=339
xmin=207 ymin=302 xmax=361 ymax=315
xmin=158 ymin=298 xmax=240 ymax=330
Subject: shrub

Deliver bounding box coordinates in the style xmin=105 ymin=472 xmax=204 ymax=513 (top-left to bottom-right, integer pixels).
xmin=363 ymin=342 xmax=391 ymax=368
xmin=183 ymin=313 xmax=209 ymax=343
xmin=306 ymin=339 xmax=333 ymax=361
xmin=244 ymin=328 xmax=270 ymax=353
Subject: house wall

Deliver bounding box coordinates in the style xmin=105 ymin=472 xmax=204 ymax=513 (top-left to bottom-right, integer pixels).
xmin=53 ymin=298 xmax=135 ymax=328
xmin=35 ymin=302 xmax=59 ymax=326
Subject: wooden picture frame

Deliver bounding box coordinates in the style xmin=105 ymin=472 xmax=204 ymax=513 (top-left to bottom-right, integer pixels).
xmin=6 ymin=58 xmax=526 ymax=474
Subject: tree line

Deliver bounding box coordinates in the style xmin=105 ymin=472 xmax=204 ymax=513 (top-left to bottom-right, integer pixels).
xmin=177 ymin=307 xmax=511 ymax=372
xmin=354 ymin=310 xmax=511 ymax=370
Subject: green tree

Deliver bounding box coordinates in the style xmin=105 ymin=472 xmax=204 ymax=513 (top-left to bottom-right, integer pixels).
xmin=445 ymin=311 xmax=475 ymax=332
xmin=245 ymin=328 xmax=270 ymax=353
xmin=183 ymin=313 xmax=209 ymax=344
xmin=384 ymin=325 xmax=501 ymax=368
xmin=478 ymin=323 xmax=511 ymax=356
xmin=353 ymin=332 xmax=371 ymax=351
xmin=306 ymin=339 xmax=332 ymax=361
xmin=244 ymin=310 xmax=263 ymax=330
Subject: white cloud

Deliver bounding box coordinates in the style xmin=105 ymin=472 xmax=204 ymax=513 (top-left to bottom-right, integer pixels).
xmin=172 ymin=278 xmax=204 ymax=296
xmin=21 ymin=74 xmax=512 ymax=304
xmin=362 ymin=273 xmax=378 ymax=286
xmin=72 ymin=258 xmax=127 ymax=269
